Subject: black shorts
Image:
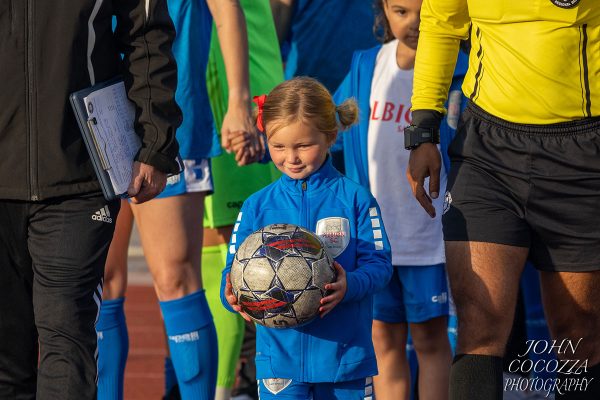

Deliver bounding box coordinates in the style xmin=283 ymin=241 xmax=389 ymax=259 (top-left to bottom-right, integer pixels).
xmin=443 ymin=102 xmax=600 ymax=272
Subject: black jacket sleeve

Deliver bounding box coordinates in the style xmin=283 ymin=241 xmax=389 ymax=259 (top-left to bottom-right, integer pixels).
xmin=113 ymin=0 xmax=182 ymax=174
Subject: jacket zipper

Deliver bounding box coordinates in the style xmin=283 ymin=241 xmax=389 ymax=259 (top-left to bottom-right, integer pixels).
xmin=300 ymin=179 xmax=308 ymax=379
xmin=300 ymin=180 xmax=308 ymax=226
xmin=26 ymin=0 xmax=37 ymax=200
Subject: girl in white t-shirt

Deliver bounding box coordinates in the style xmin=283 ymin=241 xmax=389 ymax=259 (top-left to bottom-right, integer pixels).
xmin=335 ymin=0 xmax=453 ymax=399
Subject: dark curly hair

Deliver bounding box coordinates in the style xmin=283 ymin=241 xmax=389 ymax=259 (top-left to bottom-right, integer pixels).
xmin=373 ymin=0 xmax=395 ymax=43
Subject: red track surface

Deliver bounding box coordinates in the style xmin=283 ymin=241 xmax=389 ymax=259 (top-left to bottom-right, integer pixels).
xmin=123 ymin=285 xmax=166 ymax=399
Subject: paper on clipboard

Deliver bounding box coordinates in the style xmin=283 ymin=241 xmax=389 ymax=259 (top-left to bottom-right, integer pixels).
xmin=83 ymin=81 xmax=141 ymax=196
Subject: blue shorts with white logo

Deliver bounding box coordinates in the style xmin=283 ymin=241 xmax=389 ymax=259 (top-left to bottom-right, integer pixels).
xmin=156 ymin=158 xmax=213 ymax=199
xmin=373 ymin=264 xmax=449 ymax=323
xmin=258 ymin=377 xmax=373 ymax=400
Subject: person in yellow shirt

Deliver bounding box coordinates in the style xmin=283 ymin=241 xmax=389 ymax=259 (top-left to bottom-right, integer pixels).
xmin=405 ymin=1 xmax=599 ymax=399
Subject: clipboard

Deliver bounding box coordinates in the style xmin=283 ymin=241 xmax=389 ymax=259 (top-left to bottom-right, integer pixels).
xmin=70 ymin=78 xmax=182 ymax=201
xmin=70 ymin=78 xmax=125 ymax=201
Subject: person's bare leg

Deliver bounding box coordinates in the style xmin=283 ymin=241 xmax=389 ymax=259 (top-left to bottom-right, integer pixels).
xmin=103 ymin=199 xmax=133 ymax=300
xmin=448 ymin=241 xmax=528 ymax=354
xmin=447 ymin=241 xmax=528 ymax=400
xmin=97 ymin=199 xmax=133 ymax=400
xmin=410 ymin=316 xmax=452 ymax=400
xmin=203 ymin=226 xmax=245 ymax=400
xmin=132 ymin=192 xmax=217 ymax=399
xmin=540 ymin=270 xmax=600 ymax=399
xmin=372 ymin=320 xmax=410 ymax=400
xmin=131 ymin=193 xmax=204 ymax=301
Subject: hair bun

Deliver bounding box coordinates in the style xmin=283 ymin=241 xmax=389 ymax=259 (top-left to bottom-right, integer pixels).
xmin=335 ymin=98 xmax=359 ymax=130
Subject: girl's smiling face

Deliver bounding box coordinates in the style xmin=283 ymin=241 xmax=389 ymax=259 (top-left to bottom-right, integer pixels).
xmin=267 ymin=120 xmax=336 ymax=180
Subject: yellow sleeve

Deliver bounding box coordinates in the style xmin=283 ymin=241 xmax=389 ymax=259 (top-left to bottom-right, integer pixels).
xmin=411 ymin=0 xmax=470 ymax=114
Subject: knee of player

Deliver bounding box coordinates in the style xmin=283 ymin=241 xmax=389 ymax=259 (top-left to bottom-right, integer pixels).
xmin=102 ymin=270 xmax=127 ymax=298
xmin=548 ymin=312 xmax=583 ymax=337
xmin=37 ymin=303 xmax=96 ymax=336
xmin=547 ymin=320 xmax=600 ymax=362
xmin=457 ymin=310 xmax=510 ymax=348
xmin=372 ymin=323 xmax=407 ymax=353
xmin=411 ymin=324 xmax=451 ymax=355
xmin=154 ymin=275 xmax=195 ymax=300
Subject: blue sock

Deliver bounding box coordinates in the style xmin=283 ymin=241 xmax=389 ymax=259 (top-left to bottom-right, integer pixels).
xmin=160 ymin=290 xmax=218 ymax=400
xmin=97 ymin=297 xmax=129 ymax=400
xmin=164 ymin=357 xmax=178 ymax=395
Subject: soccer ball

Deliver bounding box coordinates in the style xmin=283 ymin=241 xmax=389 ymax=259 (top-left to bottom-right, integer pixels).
xmin=230 ymin=223 xmax=336 ymax=328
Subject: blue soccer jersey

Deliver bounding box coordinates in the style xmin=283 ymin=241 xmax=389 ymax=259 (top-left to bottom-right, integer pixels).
xmin=168 ymin=0 xmax=220 ymax=159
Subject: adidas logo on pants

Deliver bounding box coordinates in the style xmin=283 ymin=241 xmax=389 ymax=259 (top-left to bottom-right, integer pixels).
xmin=92 ymin=206 xmax=113 ymax=223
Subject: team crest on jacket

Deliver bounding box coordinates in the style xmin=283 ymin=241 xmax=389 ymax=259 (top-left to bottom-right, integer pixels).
xmin=316 ymin=217 xmax=350 ymax=258
xmin=550 ymin=0 xmax=580 ymax=8
xmin=262 ymin=378 xmax=292 ymax=394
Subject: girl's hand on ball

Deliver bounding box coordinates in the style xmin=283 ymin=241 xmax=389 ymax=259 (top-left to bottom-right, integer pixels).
xmin=319 ymin=261 xmax=347 ymax=318
xmin=225 ymin=273 xmax=251 ymax=322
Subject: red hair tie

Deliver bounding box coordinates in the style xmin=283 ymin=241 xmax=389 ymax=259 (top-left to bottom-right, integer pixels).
xmin=253 ymin=94 xmax=267 ymax=132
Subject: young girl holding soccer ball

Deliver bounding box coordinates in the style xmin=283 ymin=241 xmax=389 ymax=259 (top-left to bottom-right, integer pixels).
xmin=221 ymin=76 xmax=393 ymax=400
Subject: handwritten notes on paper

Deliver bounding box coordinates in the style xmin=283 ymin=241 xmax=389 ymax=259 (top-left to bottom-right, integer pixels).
xmin=83 ymin=82 xmax=141 ymax=196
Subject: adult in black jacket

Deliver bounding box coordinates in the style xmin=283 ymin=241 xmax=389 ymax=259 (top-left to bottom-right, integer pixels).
xmin=0 ymin=1 xmax=181 ymax=398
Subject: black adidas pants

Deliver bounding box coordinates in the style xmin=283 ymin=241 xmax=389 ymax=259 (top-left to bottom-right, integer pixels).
xmin=0 ymin=194 xmax=119 ymax=400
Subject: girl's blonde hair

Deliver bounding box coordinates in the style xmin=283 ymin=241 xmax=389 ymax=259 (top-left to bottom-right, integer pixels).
xmin=256 ymin=77 xmax=358 ymax=141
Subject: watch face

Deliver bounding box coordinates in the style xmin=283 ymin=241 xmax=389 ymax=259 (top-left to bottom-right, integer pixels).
xmin=403 ymin=125 xmax=439 ymax=150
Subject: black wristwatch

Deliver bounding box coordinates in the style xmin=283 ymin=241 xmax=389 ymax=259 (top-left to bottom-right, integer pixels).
xmin=403 ymin=125 xmax=440 ymax=150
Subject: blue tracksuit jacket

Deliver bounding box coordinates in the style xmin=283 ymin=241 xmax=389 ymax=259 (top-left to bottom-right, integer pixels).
xmin=221 ymin=157 xmax=392 ymax=382
xmin=332 ymin=45 xmax=469 ymax=187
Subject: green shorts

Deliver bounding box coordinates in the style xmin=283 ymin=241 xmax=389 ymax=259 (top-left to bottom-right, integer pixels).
xmin=204 ymin=154 xmax=280 ymax=228
xmin=204 ymin=0 xmax=284 ymax=228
